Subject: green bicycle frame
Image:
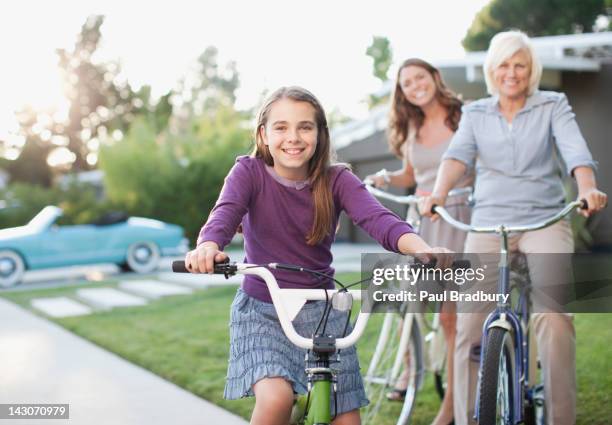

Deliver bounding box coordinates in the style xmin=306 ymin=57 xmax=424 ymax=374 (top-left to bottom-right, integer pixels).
xmin=292 ymin=380 xmax=332 ymax=425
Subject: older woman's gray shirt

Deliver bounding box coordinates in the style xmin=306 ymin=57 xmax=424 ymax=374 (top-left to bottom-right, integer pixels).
xmin=443 ymin=90 xmax=596 ymax=227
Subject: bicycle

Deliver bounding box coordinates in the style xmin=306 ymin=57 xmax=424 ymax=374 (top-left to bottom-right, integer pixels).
xmin=172 ymin=257 xmax=466 ymax=424
xmin=362 ymin=183 xmax=472 ymax=425
xmin=432 ymin=199 xmax=587 ymax=425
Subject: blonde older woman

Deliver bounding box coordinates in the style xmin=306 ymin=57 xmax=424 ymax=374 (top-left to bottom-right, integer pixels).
xmin=420 ymin=31 xmax=607 ymax=425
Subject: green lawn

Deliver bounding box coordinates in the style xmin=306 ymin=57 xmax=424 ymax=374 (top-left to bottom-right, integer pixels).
xmin=2 ymin=276 xmax=610 ymax=424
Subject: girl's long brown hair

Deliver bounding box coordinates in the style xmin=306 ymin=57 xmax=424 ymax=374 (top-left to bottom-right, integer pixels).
xmin=252 ymin=86 xmax=334 ymax=246
xmin=388 ymin=58 xmax=462 ymax=157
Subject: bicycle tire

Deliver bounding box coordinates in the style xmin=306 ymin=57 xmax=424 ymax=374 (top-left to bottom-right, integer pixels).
xmin=478 ymin=327 xmax=516 ymax=425
xmin=434 ymin=371 xmax=445 ymax=400
xmin=396 ymin=319 xmax=423 ymax=425
xmin=363 ymin=313 xmax=423 ymax=425
xmin=425 ymin=315 xmax=447 ymax=401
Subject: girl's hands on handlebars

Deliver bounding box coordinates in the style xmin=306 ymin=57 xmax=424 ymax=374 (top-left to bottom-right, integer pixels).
xmin=418 ymin=193 xmax=447 ymax=222
xmin=398 ymin=233 xmax=454 ymax=269
xmin=184 ymin=241 xmax=228 ymax=274
xmin=415 ymin=246 xmax=455 ymax=270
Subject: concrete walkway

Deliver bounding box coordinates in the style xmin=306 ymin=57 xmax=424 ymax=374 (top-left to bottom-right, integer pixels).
xmin=0 ymin=299 xmax=247 ymax=425
xmin=0 ymin=243 xmax=384 ymax=424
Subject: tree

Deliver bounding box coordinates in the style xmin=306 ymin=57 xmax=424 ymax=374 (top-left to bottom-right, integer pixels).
xmin=172 ymin=46 xmax=240 ymax=130
xmin=327 ymin=107 xmax=352 ymax=129
xmin=55 ymin=15 xmax=125 ymax=170
xmin=5 ymin=106 xmax=54 ymax=187
xmin=366 ymin=36 xmax=393 ymax=83
xmin=365 ymin=36 xmax=393 ymax=109
xmin=4 ymin=138 xmax=53 ymax=187
xmin=463 ymin=0 xmax=607 ymax=51
xmin=55 ymin=15 xmax=159 ymax=170
xmin=98 ymin=47 xmax=246 ymax=239
xmin=4 ymin=15 xmax=174 ymax=185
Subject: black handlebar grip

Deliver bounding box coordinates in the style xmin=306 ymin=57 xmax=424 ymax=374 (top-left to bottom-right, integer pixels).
xmin=172 ymin=261 xmax=189 ymax=273
xmin=213 ymin=257 xmax=231 ymax=273
xmin=579 ymin=198 xmax=589 ymax=210
xmin=452 ymin=259 xmax=472 ymax=269
xmin=172 ymin=257 xmax=230 ymax=273
xmin=430 ymin=204 xmax=438 ymax=215
xmin=416 ymin=258 xmax=471 ymax=269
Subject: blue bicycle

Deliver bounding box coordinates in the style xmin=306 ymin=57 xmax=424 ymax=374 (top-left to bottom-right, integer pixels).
xmin=433 ymin=199 xmax=586 ymax=425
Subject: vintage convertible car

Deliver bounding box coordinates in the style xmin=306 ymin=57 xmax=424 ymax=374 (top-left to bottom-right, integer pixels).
xmin=0 ymin=206 xmax=188 ymax=288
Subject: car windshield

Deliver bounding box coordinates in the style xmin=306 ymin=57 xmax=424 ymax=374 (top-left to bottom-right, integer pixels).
xmin=27 ymin=206 xmax=62 ymax=231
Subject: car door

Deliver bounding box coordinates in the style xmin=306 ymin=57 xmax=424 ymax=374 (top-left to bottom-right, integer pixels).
xmin=37 ymin=223 xmax=100 ymax=267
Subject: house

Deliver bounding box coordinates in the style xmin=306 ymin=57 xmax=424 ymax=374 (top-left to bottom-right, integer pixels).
xmin=333 ymin=32 xmax=612 ymax=249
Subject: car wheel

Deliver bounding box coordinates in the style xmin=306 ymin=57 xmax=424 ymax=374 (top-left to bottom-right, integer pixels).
xmin=124 ymin=242 xmax=160 ymax=274
xmin=0 ymin=250 xmax=26 ymax=288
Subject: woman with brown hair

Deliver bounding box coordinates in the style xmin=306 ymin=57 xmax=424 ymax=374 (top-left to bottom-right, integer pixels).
xmin=367 ymin=58 xmax=472 ymax=425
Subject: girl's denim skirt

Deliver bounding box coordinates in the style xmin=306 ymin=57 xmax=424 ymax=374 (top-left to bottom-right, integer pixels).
xmin=224 ymin=288 xmax=369 ymax=415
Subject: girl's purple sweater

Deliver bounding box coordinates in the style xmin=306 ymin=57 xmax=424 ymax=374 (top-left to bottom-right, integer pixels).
xmin=198 ymin=156 xmax=414 ymax=302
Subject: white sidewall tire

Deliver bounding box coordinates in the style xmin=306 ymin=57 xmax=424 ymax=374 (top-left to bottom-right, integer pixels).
xmin=125 ymin=242 xmax=160 ymax=274
xmin=0 ymin=250 xmax=25 ymax=288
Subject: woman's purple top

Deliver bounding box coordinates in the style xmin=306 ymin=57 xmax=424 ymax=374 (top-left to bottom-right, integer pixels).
xmin=198 ymin=156 xmax=414 ymax=302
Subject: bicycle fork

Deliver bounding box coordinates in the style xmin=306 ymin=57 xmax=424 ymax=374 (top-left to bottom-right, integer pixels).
xmin=474 ymin=235 xmax=527 ymax=425
xmin=290 ymin=341 xmax=338 ymax=425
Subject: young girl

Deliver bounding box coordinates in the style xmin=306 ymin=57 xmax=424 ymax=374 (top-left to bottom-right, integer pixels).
xmin=366 ymin=58 xmax=471 ymax=425
xmin=185 ymin=86 xmax=451 ymax=425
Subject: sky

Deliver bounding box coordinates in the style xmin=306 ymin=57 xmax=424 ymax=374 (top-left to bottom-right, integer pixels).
xmin=0 ymin=0 xmax=490 ymax=142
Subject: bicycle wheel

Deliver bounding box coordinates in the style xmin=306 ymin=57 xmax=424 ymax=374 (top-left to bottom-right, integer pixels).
xmin=434 ymin=370 xmax=446 ymax=400
xmin=523 ymin=384 xmax=546 ymax=425
xmin=478 ymin=327 xmax=516 ymax=425
xmin=363 ymin=313 xmax=423 ymax=425
xmin=396 ymin=318 xmax=423 ymax=425
xmin=424 ymin=316 xmax=447 ymax=401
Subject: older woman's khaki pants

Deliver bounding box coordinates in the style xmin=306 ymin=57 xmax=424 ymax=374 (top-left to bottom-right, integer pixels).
xmin=454 ymin=220 xmax=576 ymax=425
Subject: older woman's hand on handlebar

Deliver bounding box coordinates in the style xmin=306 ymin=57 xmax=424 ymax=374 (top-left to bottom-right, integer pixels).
xmin=418 ymin=193 xmax=447 ymax=222
xmin=184 ymin=241 xmax=228 ymax=274
xmin=577 ymin=188 xmax=608 ymax=217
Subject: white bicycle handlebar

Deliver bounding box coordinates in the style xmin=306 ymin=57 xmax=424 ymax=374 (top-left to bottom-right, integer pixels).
xmin=433 ymin=200 xmax=585 ymax=234
xmin=238 ymin=265 xmax=369 ymax=350
xmin=364 ymin=182 xmax=472 ymax=206
xmin=200 ymin=263 xmax=370 ymax=350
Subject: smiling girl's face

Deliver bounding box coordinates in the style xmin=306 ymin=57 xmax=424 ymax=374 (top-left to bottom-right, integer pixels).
xmin=260 ymin=98 xmax=318 ymax=181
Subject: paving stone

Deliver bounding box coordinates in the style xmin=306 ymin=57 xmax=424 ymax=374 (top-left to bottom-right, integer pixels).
xmin=76 ymin=288 xmax=148 ymax=310
xmin=24 ymin=264 xmax=119 ymax=284
xmin=30 ymin=296 xmax=93 ymax=317
xmin=118 ymin=280 xmax=193 ymax=299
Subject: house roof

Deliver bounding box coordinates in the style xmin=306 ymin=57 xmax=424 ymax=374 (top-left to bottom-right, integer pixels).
xmin=333 ymin=31 xmax=612 ymax=150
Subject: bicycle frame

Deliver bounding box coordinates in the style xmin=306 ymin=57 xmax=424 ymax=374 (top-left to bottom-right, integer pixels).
xmin=174 ymin=261 xmax=369 ymax=425
xmin=434 ymin=200 xmax=584 ymax=424
xmin=479 ymin=249 xmax=527 ymax=423
xmin=362 ymin=183 xmax=472 ymax=425
xmin=247 ymin=265 xmax=371 ymax=424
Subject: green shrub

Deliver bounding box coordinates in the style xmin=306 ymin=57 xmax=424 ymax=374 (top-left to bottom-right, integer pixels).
xmin=99 ymin=107 xmax=251 ymax=244
xmin=0 ymin=181 xmax=116 ymax=229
